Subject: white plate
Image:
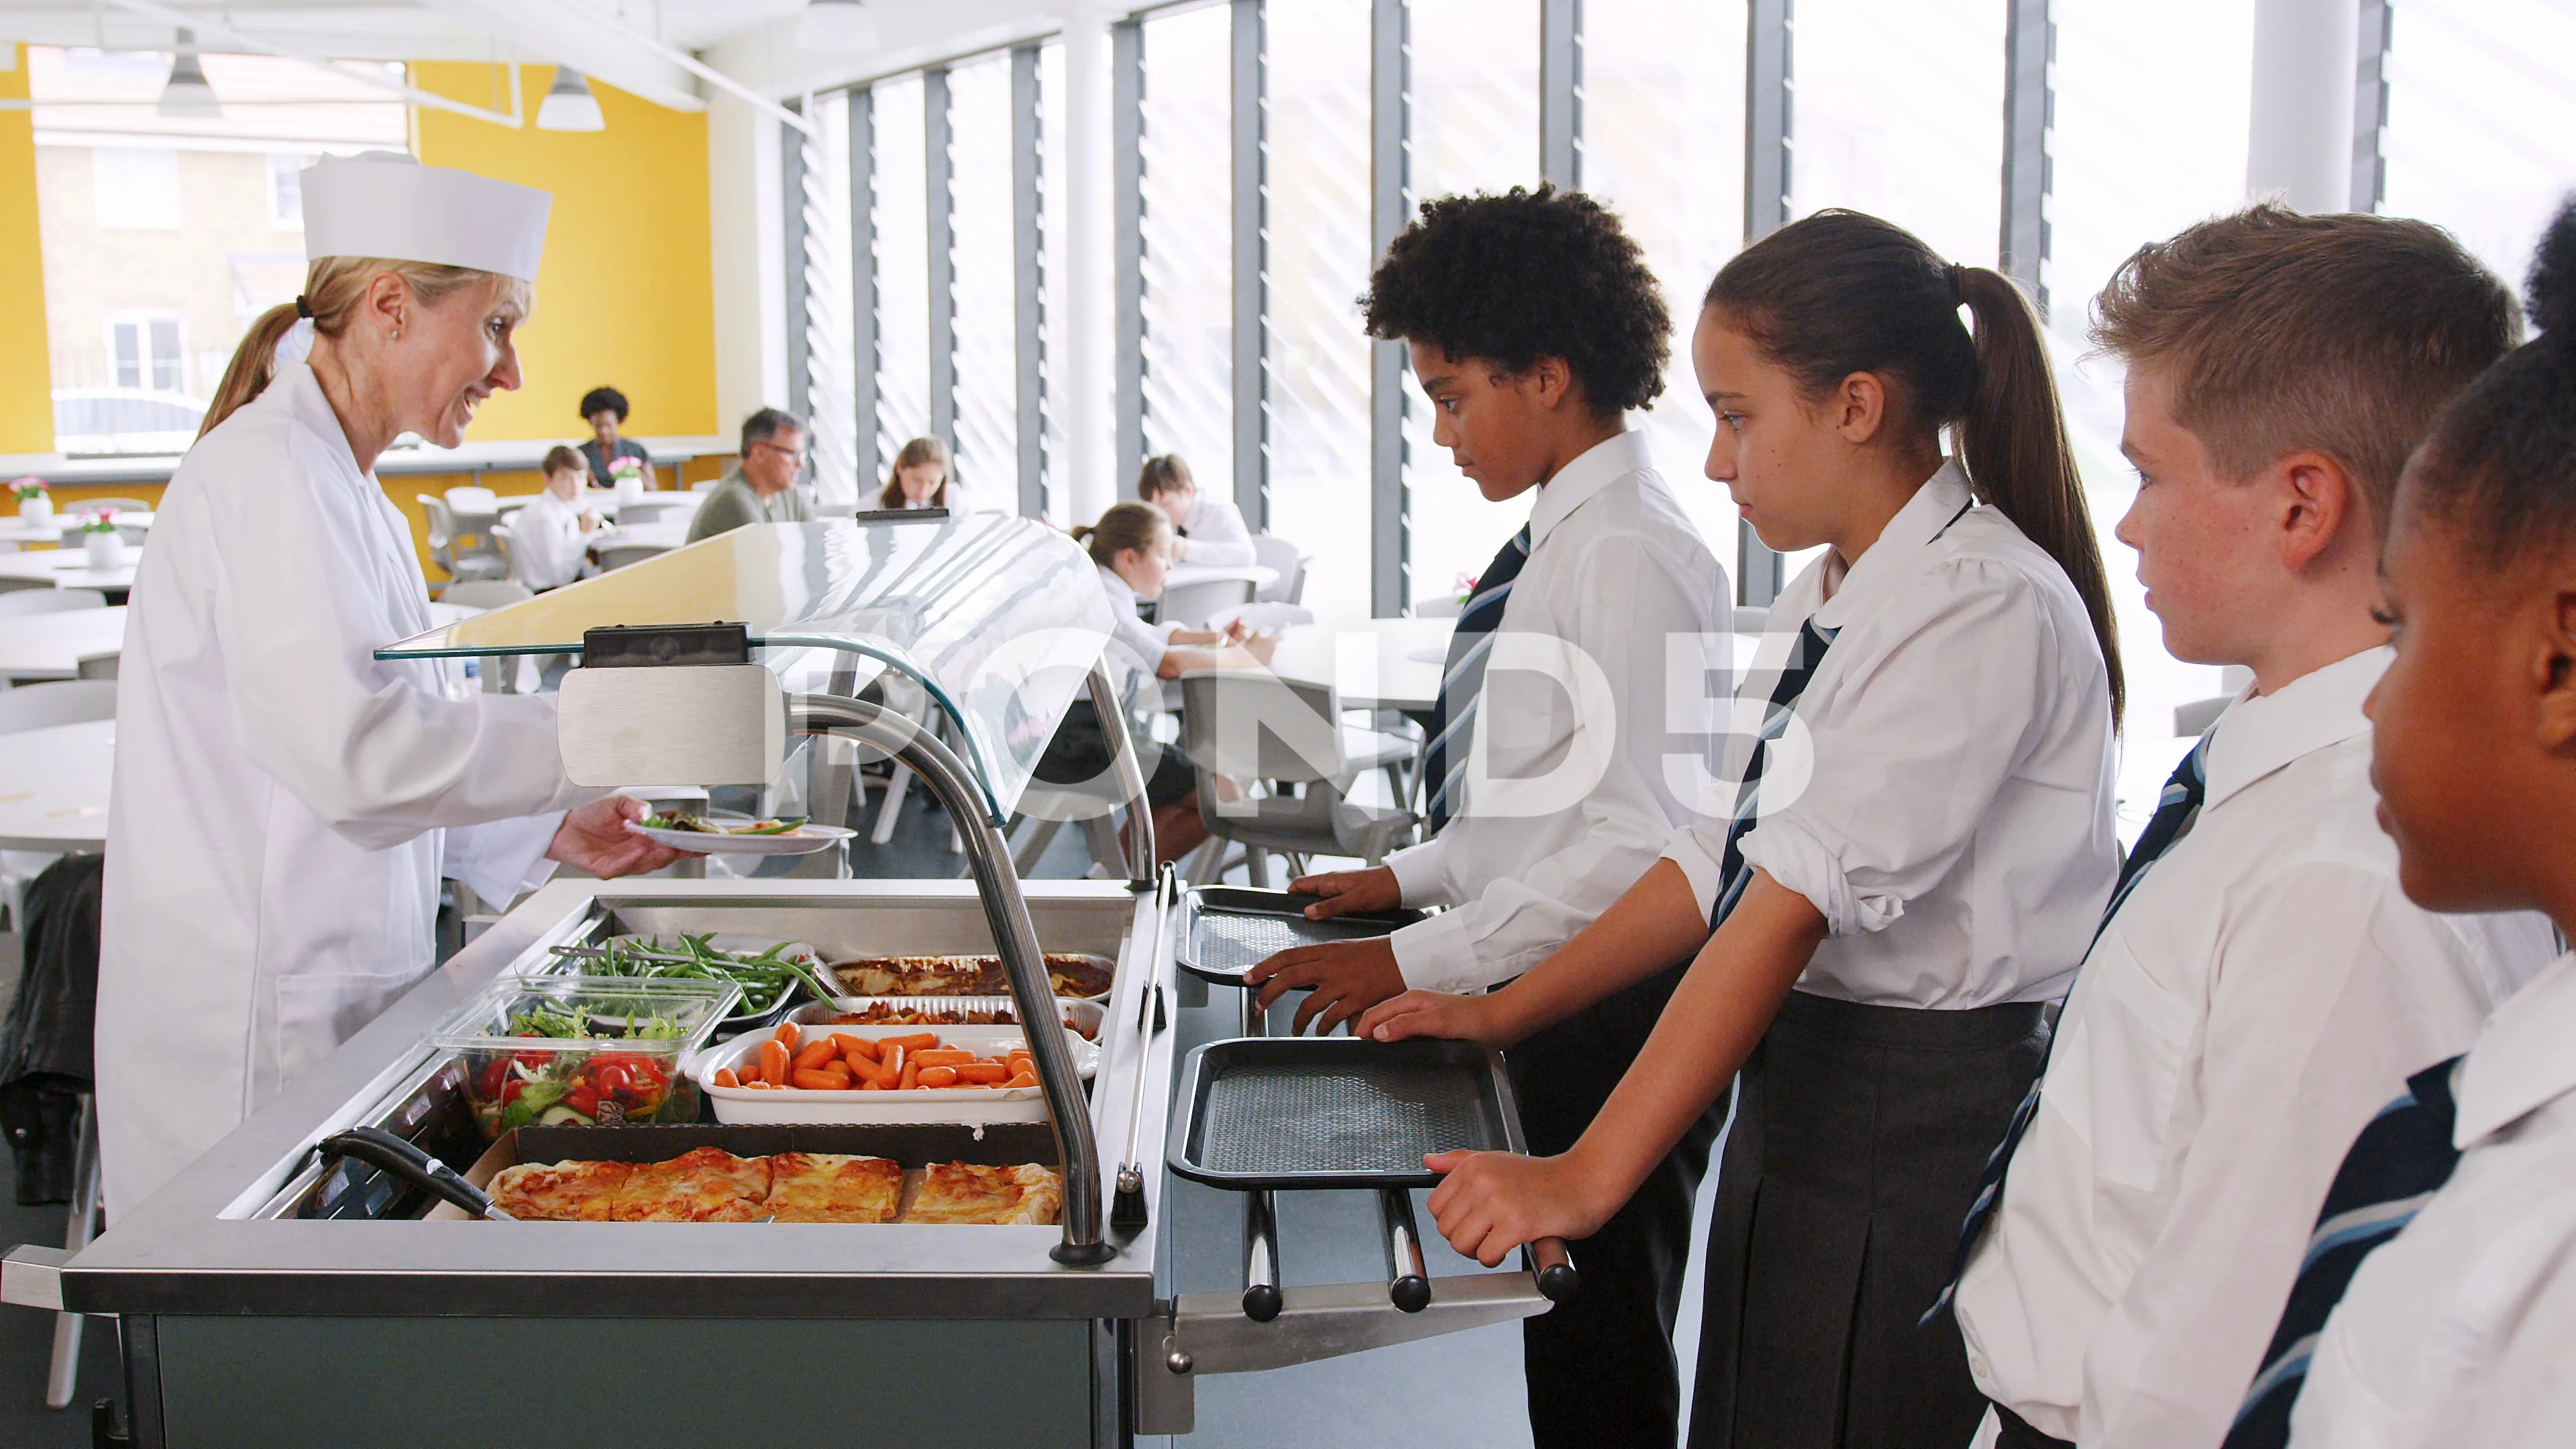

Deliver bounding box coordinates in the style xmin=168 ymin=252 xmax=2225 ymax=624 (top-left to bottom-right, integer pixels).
xmin=626 ymin=813 xmax=855 ymax=855
xmin=688 ymin=1023 xmax=1097 ymax=1126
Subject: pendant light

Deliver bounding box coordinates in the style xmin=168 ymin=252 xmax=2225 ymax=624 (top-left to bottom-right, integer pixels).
xmin=156 ymin=29 xmax=220 ymax=119
xmin=536 ymin=66 xmax=606 ymax=132
xmin=798 ymin=0 xmax=882 ymax=51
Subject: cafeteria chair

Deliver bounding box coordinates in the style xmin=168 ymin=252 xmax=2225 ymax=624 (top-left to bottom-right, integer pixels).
xmin=0 ymin=589 xmax=107 ymax=619
xmin=1248 ymin=534 xmax=1308 ymax=605
xmin=595 ymin=541 xmax=673 ymax=572
xmin=439 ymin=580 xmax=534 ymax=610
xmin=418 ymin=495 xmax=509 ymax=584
xmin=1155 ymin=575 xmax=1256 ymax=633
xmin=0 ymin=680 xmax=117 ymax=934
xmin=612 ymin=497 xmax=692 ymax=527
xmin=73 ymin=653 xmax=115 ymax=681
xmin=1174 ymin=671 xmax=1416 ymax=886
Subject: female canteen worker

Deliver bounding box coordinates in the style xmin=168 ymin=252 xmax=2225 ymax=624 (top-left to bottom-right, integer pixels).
xmin=95 ymin=154 xmax=682 ymax=1218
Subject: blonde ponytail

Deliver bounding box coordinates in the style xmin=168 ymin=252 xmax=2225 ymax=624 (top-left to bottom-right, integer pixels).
xmin=197 ymin=256 xmax=532 ymax=440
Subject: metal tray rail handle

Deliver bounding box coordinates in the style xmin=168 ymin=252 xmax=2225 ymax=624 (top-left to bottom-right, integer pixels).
xmin=786 ymin=694 xmax=1114 ymax=1266
xmin=1082 ymin=658 xmax=1157 ymax=889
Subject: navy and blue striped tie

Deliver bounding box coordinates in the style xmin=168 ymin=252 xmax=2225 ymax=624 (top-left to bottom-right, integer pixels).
xmin=1926 ymin=733 xmax=2212 ymax=1321
xmin=1709 ymin=619 xmax=1839 ymax=928
xmin=1424 ymin=526 xmax=1533 ymax=833
xmin=2219 ymin=1057 xmax=2465 ymax=1449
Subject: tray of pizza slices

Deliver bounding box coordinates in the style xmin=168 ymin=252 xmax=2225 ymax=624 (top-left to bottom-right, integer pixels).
xmin=423 ymin=1122 xmax=1065 ymax=1226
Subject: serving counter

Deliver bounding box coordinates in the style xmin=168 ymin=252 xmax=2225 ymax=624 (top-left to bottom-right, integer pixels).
xmin=2 ymin=515 xmax=1562 ymax=1446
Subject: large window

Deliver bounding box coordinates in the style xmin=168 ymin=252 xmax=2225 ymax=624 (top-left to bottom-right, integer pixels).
xmin=800 ymin=91 xmax=860 ymax=506
xmin=30 ymin=45 xmax=405 ymax=453
xmin=1040 ymin=42 xmax=1073 ymax=525
xmin=2380 ymin=0 xmax=2576 ymax=306
xmin=1792 ymin=0 xmax=2007 ymax=268
xmin=1136 ymin=5 xmax=1235 ymax=506
xmin=1403 ymin=0 xmax=1542 ymax=608
xmin=948 ymin=55 xmax=1020 ymax=508
xmin=871 ymin=74 xmax=932 ymax=474
xmin=1265 ymin=0 xmax=1377 ymax=625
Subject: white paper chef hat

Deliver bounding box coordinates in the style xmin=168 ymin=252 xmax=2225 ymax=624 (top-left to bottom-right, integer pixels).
xmin=300 ymin=152 xmax=551 ymax=283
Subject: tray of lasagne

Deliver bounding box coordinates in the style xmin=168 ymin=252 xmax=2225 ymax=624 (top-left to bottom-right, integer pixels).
xmin=424 ymin=1123 xmax=1065 ymax=1226
xmin=827 ymin=953 xmax=1116 ymax=1000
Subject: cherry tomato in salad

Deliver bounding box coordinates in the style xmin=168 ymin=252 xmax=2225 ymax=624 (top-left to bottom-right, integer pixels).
xmin=563 ymin=1085 xmax=601 ymax=1118
xmin=498 ymin=1078 xmax=523 ymax=1108
xmin=592 ymin=1063 xmax=634 ymax=1099
xmin=476 ymin=1057 xmax=511 ymax=1100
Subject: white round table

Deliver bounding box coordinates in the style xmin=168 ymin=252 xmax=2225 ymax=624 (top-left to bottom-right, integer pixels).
xmin=0 ymin=606 xmax=125 ymax=682
xmin=0 ymin=512 xmax=153 ymax=547
xmin=1263 ymin=616 xmax=1455 ymax=714
xmin=0 ymin=549 xmax=140 ymax=594
xmin=0 ymin=719 xmax=114 ymax=852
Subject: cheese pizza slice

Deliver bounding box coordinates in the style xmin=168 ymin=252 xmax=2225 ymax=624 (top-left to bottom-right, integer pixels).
xmin=762 ymin=1152 xmax=903 ymax=1224
xmin=902 ymin=1161 xmax=1065 ymax=1226
xmin=488 ymin=1159 xmax=631 ymax=1222
xmin=611 ymin=1146 xmax=773 ymax=1222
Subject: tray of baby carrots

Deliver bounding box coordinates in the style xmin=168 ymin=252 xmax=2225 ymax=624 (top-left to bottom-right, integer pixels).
xmin=686 ymin=1021 xmax=1101 ymax=1126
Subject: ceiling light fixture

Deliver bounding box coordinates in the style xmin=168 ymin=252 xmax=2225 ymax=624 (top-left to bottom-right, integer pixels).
xmin=156 ymin=28 xmax=220 ymax=119
xmin=535 ymin=65 xmax=606 ymax=132
xmin=798 ymin=0 xmax=882 ymax=52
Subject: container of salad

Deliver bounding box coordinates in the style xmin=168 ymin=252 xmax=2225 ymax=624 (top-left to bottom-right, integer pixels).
xmin=555 ymin=933 xmax=838 ymax=1032
xmin=427 ymin=977 xmax=742 ymax=1138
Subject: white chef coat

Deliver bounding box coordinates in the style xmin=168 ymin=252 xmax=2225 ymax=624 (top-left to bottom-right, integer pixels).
xmin=508 ymin=486 xmax=590 ymax=591
xmin=1664 ymin=460 xmax=2117 ymax=1008
xmin=2288 ymin=951 xmax=2576 ymax=1449
xmin=97 ymin=362 xmax=593 ymax=1217
xmin=1955 ymin=646 xmax=2557 ymax=1448
xmin=1386 ymin=429 xmax=1729 ymax=993
xmin=1177 ymin=492 xmax=1258 ymax=568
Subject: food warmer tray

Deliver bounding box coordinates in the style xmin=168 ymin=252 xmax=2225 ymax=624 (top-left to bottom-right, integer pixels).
xmin=1174 ymin=886 xmax=1426 ymax=986
xmin=1168 ymin=1037 xmax=1522 ymax=1190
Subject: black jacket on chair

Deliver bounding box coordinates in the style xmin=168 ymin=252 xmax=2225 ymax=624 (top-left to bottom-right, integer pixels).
xmin=0 ymin=853 xmax=104 ymax=1205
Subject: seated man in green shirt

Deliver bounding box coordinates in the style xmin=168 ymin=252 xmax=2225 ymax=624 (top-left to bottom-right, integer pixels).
xmin=686 ymin=407 xmax=814 ymax=543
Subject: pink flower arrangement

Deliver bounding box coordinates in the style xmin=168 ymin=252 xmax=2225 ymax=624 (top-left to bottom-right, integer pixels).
xmin=11 ymin=477 xmax=48 ymax=503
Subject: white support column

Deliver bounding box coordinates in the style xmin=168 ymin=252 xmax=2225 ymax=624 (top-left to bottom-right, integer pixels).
xmin=2247 ymin=0 xmax=2361 ymax=212
xmin=710 ymin=91 xmax=790 ymax=437
xmin=1062 ymin=7 xmax=1119 ymax=525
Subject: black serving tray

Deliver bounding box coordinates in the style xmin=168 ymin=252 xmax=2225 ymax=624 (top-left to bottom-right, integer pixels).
xmin=1175 ymin=886 xmax=1426 ymax=986
xmin=1167 ymin=1036 xmax=1526 ymax=1191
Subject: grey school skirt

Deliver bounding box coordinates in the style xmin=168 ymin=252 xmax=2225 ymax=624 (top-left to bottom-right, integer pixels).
xmin=1689 ymin=988 xmax=2049 ymax=1449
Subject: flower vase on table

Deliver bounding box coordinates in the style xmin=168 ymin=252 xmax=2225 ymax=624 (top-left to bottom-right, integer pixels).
xmin=610 ymin=458 xmax=647 ymax=509
xmin=13 ymin=478 xmax=50 ymax=527
xmin=78 ymin=512 xmax=127 ymax=570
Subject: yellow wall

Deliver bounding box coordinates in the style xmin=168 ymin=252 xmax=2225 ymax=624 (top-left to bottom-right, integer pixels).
xmin=0 ymin=46 xmax=55 ymax=454
xmin=409 ymin=63 xmax=718 ymax=446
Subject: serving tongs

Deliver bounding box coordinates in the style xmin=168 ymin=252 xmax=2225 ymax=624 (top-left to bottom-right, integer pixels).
xmin=317 ymin=1127 xmax=515 ymax=1221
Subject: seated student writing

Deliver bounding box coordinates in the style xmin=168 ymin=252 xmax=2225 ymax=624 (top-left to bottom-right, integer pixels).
xmin=511 ymin=444 xmax=602 ymax=592
xmin=1947 ymin=207 xmax=2554 ymax=1449
xmin=2222 ymin=203 xmax=2576 ymax=1449
xmin=1032 ymin=501 xmax=1264 ymax=867
xmin=1246 ymin=185 xmax=1732 ymax=1449
xmin=877 ymin=436 xmax=952 ymax=510
xmin=1357 ymin=209 xmax=2126 ymax=1449
xmin=1137 ymin=454 xmax=1256 ymax=567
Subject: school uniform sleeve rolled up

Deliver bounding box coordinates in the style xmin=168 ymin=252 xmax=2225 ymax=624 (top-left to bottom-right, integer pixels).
xmin=1381 ymin=429 xmax=1729 ymax=994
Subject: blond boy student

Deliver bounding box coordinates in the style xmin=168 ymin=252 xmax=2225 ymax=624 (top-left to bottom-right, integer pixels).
xmin=1947 ymin=207 xmax=2558 ymax=1449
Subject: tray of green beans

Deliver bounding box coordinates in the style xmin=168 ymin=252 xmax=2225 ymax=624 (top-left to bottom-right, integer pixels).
xmin=550 ymin=932 xmax=844 ymax=1029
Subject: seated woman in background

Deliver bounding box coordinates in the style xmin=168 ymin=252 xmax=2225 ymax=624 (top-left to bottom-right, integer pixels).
xmin=877 ymin=437 xmax=953 ymax=510
xmin=578 ymin=385 xmax=652 ymax=489
xmin=511 ymin=445 xmax=601 ymax=592
xmin=1033 ymin=501 xmax=1266 ymax=867
xmin=1137 ymin=454 xmax=1257 ymax=566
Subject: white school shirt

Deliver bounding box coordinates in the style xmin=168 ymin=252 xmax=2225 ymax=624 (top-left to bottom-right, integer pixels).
xmin=2288 ymin=951 xmax=2576 ymax=1449
xmin=1385 ymin=429 xmax=1729 ymax=993
xmin=1663 ymin=460 xmax=2117 ymax=1008
xmin=1095 ymin=563 xmax=1183 ymax=683
xmin=1955 ymin=647 xmax=2557 ymax=1449
xmin=1177 ymin=492 xmax=1258 ymax=567
xmin=509 ymin=487 xmax=590 ymax=591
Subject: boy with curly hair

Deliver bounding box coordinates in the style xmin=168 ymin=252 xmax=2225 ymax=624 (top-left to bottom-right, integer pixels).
xmin=1242 ymin=184 xmax=1730 ymax=1448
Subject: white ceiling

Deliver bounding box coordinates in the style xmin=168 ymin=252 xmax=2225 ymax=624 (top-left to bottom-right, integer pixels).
xmin=0 ymin=0 xmax=1081 ymax=114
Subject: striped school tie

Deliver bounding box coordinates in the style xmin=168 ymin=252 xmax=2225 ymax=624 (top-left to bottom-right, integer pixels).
xmin=2219 ymin=1057 xmax=2466 ymax=1449
xmin=1708 ymin=619 xmax=1839 ymax=928
xmin=1424 ymin=526 xmax=1533 ymax=833
xmin=1925 ymin=734 xmax=2212 ymax=1321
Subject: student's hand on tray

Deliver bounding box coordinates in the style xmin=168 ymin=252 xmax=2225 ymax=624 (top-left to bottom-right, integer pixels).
xmin=1243 ymin=936 xmax=1406 ymax=1034
xmin=1353 ymin=989 xmax=1521 ymax=1048
xmin=551 ymin=795 xmax=694 ymax=877
xmin=1424 ymin=1148 xmax=1617 ymax=1267
xmin=1289 ymin=865 xmax=1403 ymax=920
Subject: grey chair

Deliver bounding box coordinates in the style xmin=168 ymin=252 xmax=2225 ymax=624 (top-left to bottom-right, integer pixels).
xmin=0 ymin=589 xmax=107 ymax=618
xmin=439 ymin=580 xmax=535 ymax=610
xmin=1175 ymin=669 xmax=1415 ymax=885
xmin=1248 ymin=533 xmax=1307 ymax=605
xmin=418 ymin=494 xmax=508 ymax=584
xmin=73 ymin=653 xmax=116 ymax=681
xmin=1155 ymin=575 xmax=1256 ymax=631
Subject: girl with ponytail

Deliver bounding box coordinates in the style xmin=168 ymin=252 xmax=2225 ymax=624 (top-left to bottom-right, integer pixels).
xmin=1356 ymin=209 xmax=2125 ymax=1448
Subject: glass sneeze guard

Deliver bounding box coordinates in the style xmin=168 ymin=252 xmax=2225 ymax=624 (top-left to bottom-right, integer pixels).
xmin=376 ymin=514 xmax=1118 ymax=821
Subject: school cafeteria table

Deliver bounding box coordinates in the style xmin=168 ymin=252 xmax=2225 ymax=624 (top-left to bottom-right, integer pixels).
xmin=0 ymin=511 xmax=154 ymax=549
xmin=588 ymin=517 xmax=692 ymax=561
xmin=0 ymin=720 xmax=114 ymax=853
xmin=1263 ymin=615 xmax=1454 ymax=715
xmin=0 ymin=606 xmax=124 ymax=682
xmin=0 ymin=549 xmax=140 ymax=598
